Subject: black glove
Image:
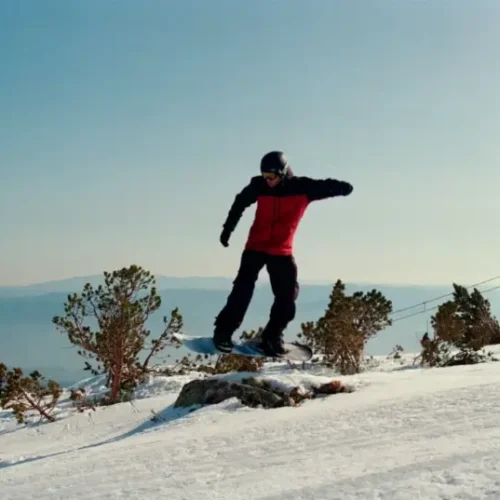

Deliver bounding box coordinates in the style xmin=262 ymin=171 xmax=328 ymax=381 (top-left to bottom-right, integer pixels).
xmin=338 ymin=181 xmax=353 ymax=196
xmin=220 ymin=227 xmax=231 ymax=247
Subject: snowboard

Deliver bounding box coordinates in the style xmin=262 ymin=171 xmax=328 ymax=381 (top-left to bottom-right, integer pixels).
xmin=172 ymin=333 xmax=313 ymax=362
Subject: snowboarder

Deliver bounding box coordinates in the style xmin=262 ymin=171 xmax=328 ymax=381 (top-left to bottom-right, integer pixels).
xmin=213 ymin=151 xmax=353 ymax=357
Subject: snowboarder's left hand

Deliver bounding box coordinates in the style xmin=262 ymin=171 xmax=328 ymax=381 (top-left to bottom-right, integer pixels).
xmin=338 ymin=181 xmax=353 ymax=196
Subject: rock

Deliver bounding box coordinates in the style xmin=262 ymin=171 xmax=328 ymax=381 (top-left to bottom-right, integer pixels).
xmin=313 ymin=380 xmax=353 ymax=395
xmin=173 ymin=377 xmax=353 ymax=410
xmin=173 ymin=378 xmax=285 ymax=409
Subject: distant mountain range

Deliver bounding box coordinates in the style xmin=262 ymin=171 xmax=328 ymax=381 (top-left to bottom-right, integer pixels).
xmin=1 ymin=274 xmax=499 ymax=387
xmin=0 ymin=275 xmax=238 ymax=298
xmin=0 ymin=273 xmax=459 ymax=298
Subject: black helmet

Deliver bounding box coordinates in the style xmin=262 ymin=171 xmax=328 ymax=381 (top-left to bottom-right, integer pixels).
xmin=260 ymin=151 xmax=290 ymax=177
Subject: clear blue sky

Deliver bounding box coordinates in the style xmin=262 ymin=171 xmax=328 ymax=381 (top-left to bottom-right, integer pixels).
xmin=1 ymin=0 xmax=499 ymax=286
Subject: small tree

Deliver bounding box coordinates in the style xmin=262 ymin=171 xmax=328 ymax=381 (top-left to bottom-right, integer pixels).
xmin=141 ymin=307 xmax=184 ymax=371
xmin=431 ymin=284 xmax=500 ymax=352
xmin=455 ymin=284 xmax=500 ymax=346
xmin=419 ymin=283 xmax=500 ymax=368
xmin=0 ymin=364 xmax=62 ymax=424
xmin=418 ymin=335 xmax=451 ymax=368
xmin=52 ymin=265 xmax=183 ymax=404
xmin=298 ymin=280 xmax=392 ymax=374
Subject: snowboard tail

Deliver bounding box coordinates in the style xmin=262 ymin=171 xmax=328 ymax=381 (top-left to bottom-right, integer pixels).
xmin=172 ymin=333 xmax=313 ymax=362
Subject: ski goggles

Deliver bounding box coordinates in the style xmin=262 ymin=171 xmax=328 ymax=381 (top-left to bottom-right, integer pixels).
xmin=262 ymin=171 xmax=278 ymax=180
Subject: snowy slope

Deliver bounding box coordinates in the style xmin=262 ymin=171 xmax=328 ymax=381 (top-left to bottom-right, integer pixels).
xmin=2 ymin=350 xmax=500 ymax=499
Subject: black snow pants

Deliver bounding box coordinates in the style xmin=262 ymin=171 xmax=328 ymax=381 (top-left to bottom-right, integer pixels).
xmin=214 ymin=249 xmax=299 ymax=341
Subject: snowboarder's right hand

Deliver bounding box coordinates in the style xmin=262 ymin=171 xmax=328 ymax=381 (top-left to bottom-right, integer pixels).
xmin=220 ymin=228 xmax=231 ymax=247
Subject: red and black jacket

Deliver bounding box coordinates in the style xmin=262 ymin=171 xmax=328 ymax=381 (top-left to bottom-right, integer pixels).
xmin=222 ymin=170 xmax=352 ymax=256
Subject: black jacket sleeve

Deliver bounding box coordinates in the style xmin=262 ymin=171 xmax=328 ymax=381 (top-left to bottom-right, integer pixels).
xmin=222 ymin=177 xmax=259 ymax=234
xmin=302 ymin=177 xmax=353 ymax=202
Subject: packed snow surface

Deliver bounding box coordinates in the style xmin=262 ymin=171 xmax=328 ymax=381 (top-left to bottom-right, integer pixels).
xmin=2 ymin=349 xmax=500 ymax=499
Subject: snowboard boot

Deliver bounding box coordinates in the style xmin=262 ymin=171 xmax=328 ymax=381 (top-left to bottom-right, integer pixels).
xmin=213 ymin=327 xmax=234 ymax=354
xmin=259 ymin=333 xmax=287 ymax=358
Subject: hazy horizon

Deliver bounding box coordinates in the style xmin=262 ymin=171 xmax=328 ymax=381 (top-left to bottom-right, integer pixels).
xmin=1 ymin=270 xmax=494 ymax=290
xmin=0 ymin=269 xmax=484 ymax=292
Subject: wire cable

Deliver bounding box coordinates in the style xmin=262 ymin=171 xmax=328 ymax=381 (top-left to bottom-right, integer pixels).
xmin=391 ymin=283 xmax=500 ymax=324
xmin=390 ymin=274 xmax=500 ymax=318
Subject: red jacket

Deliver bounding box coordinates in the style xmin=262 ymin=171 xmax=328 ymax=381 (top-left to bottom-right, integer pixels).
xmin=222 ymin=170 xmax=352 ymax=255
